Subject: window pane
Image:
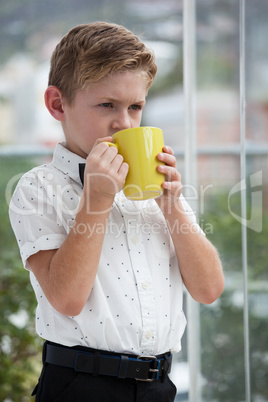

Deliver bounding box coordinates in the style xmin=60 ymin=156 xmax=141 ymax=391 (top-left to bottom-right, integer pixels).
xmin=196 ymin=1 xmax=268 ymax=401
xmin=195 ymin=1 xmax=245 ymax=400
xmin=245 ymin=0 xmax=268 ymax=400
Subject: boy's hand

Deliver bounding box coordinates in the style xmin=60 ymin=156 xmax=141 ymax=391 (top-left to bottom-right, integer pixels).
xmin=83 ymin=137 xmax=129 ymax=210
xmin=155 ymin=145 xmax=183 ymax=212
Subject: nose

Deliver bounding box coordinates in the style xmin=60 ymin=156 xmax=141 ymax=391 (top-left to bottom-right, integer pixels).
xmin=111 ymin=110 xmax=132 ymax=132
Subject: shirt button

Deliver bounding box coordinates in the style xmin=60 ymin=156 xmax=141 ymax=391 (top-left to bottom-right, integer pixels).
xmin=47 ymin=173 xmax=54 ymax=181
xmin=146 ymin=331 xmax=153 ymax=340
xmin=132 ymin=236 xmax=139 ymax=245
xmin=142 ymin=282 xmax=148 ymax=290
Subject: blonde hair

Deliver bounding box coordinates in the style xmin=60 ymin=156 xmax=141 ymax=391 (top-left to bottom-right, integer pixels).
xmin=48 ymin=22 xmax=157 ymax=104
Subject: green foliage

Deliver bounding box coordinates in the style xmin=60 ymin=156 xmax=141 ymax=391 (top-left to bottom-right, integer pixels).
xmin=201 ymin=290 xmax=268 ymax=401
xmin=201 ymin=292 xmax=246 ymax=401
xmin=204 ymin=190 xmax=243 ymax=270
xmin=0 ymin=156 xmax=43 ymax=402
xmin=200 ymin=190 xmax=268 ymax=401
xmin=204 ymin=189 xmax=268 ymax=279
xmin=149 ymin=59 xmax=183 ymax=97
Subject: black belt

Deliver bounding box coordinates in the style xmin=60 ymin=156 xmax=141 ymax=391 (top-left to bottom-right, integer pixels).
xmin=44 ymin=342 xmax=172 ymax=382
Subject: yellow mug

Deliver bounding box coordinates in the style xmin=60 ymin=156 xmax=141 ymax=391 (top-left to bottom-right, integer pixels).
xmin=107 ymin=126 xmax=165 ymax=200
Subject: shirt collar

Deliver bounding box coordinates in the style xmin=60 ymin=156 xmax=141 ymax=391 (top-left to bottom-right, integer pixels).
xmin=52 ymin=142 xmax=86 ymax=185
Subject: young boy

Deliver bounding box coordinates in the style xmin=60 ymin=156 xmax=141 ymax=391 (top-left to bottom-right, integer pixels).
xmin=9 ymin=22 xmax=224 ymax=401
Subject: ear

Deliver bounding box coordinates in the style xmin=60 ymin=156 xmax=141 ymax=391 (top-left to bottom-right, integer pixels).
xmin=44 ymin=86 xmax=65 ymax=121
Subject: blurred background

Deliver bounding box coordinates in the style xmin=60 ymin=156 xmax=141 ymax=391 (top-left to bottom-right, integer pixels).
xmin=0 ymin=0 xmax=267 ymax=401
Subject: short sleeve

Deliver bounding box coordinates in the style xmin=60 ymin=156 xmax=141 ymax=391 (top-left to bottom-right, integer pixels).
xmin=9 ymin=171 xmax=68 ymax=270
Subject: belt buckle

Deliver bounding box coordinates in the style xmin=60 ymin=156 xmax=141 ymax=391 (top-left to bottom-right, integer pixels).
xmin=135 ymin=355 xmax=160 ymax=382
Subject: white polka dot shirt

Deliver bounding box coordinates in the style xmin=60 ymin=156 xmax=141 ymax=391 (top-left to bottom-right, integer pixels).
xmin=9 ymin=143 xmax=201 ymax=355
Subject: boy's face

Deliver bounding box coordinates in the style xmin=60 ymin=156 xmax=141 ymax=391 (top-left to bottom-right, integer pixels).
xmin=61 ymin=70 xmax=148 ymax=158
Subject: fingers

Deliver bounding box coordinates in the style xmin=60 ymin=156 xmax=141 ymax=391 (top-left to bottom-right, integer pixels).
xmin=106 ymin=148 xmax=129 ymax=177
xmin=156 ymin=145 xmax=182 ymax=196
xmin=157 ymin=146 xmax=180 ymax=180
xmin=157 ymin=146 xmax=176 ymax=168
xmin=118 ymin=161 xmax=129 ymax=179
xmin=88 ymin=144 xmax=127 ymax=174
xmin=89 ymin=139 xmax=113 ymax=158
xmin=158 ymin=165 xmax=180 ymax=180
xmin=94 ymin=136 xmax=114 ymax=146
xmin=85 ymin=139 xmax=129 ymax=194
xmin=162 ymin=179 xmax=183 ymax=192
xmin=162 ymin=145 xmax=174 ymax=155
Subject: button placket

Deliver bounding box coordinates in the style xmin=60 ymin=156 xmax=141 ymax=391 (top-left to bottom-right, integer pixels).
xmin=115 ymin=200 xmax=158 ymax=354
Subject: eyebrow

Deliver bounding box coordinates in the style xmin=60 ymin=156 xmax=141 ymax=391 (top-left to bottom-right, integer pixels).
xmin=98 ymin=97 xmax=146 ymax=105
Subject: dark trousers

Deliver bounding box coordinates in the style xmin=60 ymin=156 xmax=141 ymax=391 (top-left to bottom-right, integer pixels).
xmin=34 ymin=345 xmax=177 ymax=402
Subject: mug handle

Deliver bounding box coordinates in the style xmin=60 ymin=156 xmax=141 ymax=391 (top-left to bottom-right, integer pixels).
xmin=104 ymin=141 xmax=118 ymax=149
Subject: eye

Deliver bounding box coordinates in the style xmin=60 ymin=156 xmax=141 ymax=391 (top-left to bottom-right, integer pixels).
xmin=129 ymin=104 xmax=142 ymax=111
xmin=100 ymin=103 xmax=113 ymax=108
